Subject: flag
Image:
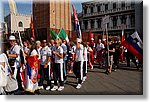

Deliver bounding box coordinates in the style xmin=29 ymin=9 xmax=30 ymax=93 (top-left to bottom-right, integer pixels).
xmin=30 ymin=16 xmax=35 ymax=37
xmin=72 ymin=5 xmax=82 ymax=39
xmin=50 ymin=29 xmax=58 ymax=40
xmin=58 ymin=28 xmax=69 ymax=42
xmin=23 ymin=55 xmax=39 ymax=92
xmin=121 ymin=31 xmax=143 ymax=62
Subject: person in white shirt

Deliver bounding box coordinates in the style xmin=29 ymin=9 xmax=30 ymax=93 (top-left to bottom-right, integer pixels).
xmin=73 ymin=38 xmax=84 ymax=89
xmin=51 ymin=38 xmax=64 ymax=91
xmin=95 ymin=39 xmax=105 ymax=58
xmin=82 ymin=42 xmax=88 ymax=83
xmin=7 ymin=35 xmax=21 ymax=78
xmin=61 ymin=40 xmax=68 ymax=82
xmin=36 ymin=41 xmax=42 ymax=60
xmin=7 ymin=35 xmax=22 ymax=91
xmin=38 ymin=40 xmax=51 ymax=90
xmin=23 ymin=40 xmax=30 ymax=55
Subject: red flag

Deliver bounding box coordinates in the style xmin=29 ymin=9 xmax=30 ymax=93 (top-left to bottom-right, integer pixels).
xmin=25 ymin=55 xmax=39 ymax=92
xmin=30 ymin=16 xmax=35 ymax=38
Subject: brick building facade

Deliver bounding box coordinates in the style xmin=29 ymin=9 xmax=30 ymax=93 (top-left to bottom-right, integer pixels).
xmin=33 ymin=0 xmax=72 ymax=41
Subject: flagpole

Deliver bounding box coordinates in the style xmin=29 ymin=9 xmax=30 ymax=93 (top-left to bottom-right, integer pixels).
xmin=106 ymin=23 xmax=110 ymax=67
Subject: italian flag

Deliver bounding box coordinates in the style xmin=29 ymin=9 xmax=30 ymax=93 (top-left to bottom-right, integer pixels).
xmin=58 ymin=28 xmax=69 ymax=42
xmin=50 ymin=29 xmax=58 ymax=40
xmin=50 ymin=28 xmax=69 ymax=42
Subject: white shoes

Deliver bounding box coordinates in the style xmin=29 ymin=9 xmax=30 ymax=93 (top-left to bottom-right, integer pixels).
xmin=57 ymin=86 xmax=64 ymax=91
xmin=82 ymin=76 xmax=87 ymax=83
xmin=38 ymin=86 xmax=44 ymax=90
xmin=46 ymin=86 xmax=51 ymax=90
xmin=51 ymin=86 xmax=58 ymax=91
xmin=76 ymin=84 xmax=82 ymax=89
xmin=51 ymin=86 xmax=64 ymax=91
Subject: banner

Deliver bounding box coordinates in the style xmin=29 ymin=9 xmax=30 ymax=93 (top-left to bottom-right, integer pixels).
xmin=24 ymin=55 xmax=39 ymax=92
xmin=72 ymin=5 xmax=82 ymax=40
xmin=58 ymin=28 xmax=69 ymax=42
xmin=121 ymin=32 xmax=143 ymax=62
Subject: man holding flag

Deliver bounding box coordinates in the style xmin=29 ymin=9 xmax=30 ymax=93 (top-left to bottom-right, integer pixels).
xmin=121 ymin=31 xmax=143 ymax=63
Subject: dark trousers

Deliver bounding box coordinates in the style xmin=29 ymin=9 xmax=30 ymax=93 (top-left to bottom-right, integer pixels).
xmin=63 ymin=60 xmax=67 ymax=81
xmin=73 ymin=61 xmax=83 ymax=84
xmin=83 ymin=61 xmax=87 ymax=77
xmin=53 ymin=63 xmax=64 ymax=86
xmin=38 ymin=65 xmax=51 ymax=87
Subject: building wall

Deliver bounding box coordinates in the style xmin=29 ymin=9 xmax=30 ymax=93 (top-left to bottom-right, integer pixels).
xmin=11 ymin=14 xmax=31 ymax=33
xmin=80 ymin=0 xmax=142 ymax=40
xmin=135 ymin=1 xmax=143 ymax=39
xmin=33 ymin=0 xmax=72 ymax=41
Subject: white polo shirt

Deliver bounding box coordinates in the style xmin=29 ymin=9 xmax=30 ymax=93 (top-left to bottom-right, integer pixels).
xmin=61 ymin=43 xmax=67 ymax=61
xmin=83 ymin=47 xmax=88 ymax=61
xmin=9 ymin=44 xmax=21 ymax=67
xmin=40 ymin=46 xmax=51 ymax=65
xmin=96 ymin=43 xmax=105 ymax=51
xmin=53 ymin=46 xmax=63 ymax=63
xmin=75 ymin=44 xmax=84 ymax=62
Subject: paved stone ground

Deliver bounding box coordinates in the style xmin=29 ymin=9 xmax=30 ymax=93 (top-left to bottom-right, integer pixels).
xmin=38 ymin=63 xmax=143 ymax=95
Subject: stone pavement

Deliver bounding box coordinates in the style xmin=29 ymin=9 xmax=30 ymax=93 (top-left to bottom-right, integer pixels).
xmin=38 ymin=63 xmax=143 ymax=95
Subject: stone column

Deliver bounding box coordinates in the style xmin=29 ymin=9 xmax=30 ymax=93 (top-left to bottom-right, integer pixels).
xmin=109 ymin=17 xmax=113 ymax=29
xmin=94 ymin=4 xmax=97 ymax=13
xmin=108 ymin=2 xmax=110 ymax=10
xmin=88 ymin=6 xmax=91 ymax=14
xmin=117 ymin=16 xmax=121 ymax=28
xmin=94 ymin=19 xmax=98 ymax=29
xmin=82 ymin=8 xmax=85 ymax=14
xmin=126 ymin=15 xmax=131 ymax=28
xmin=101 ymin=4 xmax=105 ymax=12
xmin=88 ymin=20 xmax=91 ymax=30
xmin=81 ymin=21 xmax=84 ymax=30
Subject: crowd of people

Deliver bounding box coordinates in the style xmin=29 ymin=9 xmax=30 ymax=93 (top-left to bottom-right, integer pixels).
xmin=0 ymin=35 xmax=142 ymax=95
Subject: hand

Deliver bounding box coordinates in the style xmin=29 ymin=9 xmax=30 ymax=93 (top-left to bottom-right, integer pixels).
xmin=44 ymin=64 xmax=48 ymax=68
xmin=6 ymin=50 xmax=9 ymax=55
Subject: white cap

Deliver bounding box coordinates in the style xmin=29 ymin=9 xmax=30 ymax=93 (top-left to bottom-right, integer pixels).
xmin=91 ymin=38 xmax=94 ymax=40
xmin=9 ymin=35 xmax=16 ymax=40
xmin=77 ymin=38 xmax=82 ymax=43
xmin=36 ymin=40 xmax=41 ymax=44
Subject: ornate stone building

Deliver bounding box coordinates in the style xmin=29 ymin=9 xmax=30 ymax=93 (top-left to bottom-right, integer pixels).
xmin=4 ymin=13 xmax=31 ymax=34
xmin=80 ymin=0 xmax=143 ymax=39
xmin=33 ymin=0 xmax=72 ymax=41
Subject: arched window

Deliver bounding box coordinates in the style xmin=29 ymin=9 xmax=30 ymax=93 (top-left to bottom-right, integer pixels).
xmin=18 ymin=21 xmax=23 ymax=27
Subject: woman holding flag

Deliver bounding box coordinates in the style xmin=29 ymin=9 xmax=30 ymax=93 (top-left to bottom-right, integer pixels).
xmin=24 ymin=41 xmax=39 ymax=93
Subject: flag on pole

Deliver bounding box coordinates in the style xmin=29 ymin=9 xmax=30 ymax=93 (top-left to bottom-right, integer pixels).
xmin=30 ymin=16 xmax=35 ymax=38
xmin=58 ymin=28 xmax=69 ymax=42
xmin=72 ymin=5 xmax=82 ymax=39
xmin=121 ymin=31 xmax=143 ymax=62
xmin=50 ymin=29 xmax=58 ymax=40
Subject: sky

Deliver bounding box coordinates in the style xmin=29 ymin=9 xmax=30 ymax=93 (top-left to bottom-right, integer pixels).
xmin=2 ymin=0 xmax=90 ymax=19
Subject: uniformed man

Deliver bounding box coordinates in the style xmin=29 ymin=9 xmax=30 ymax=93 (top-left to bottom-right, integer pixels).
xmin=61 ymin=40 xmax=68 ymax=82
xmin=7 ymin=35 xmax=21 ymax=90
xmin=38 ymin=40 xmax=51 ymax=90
